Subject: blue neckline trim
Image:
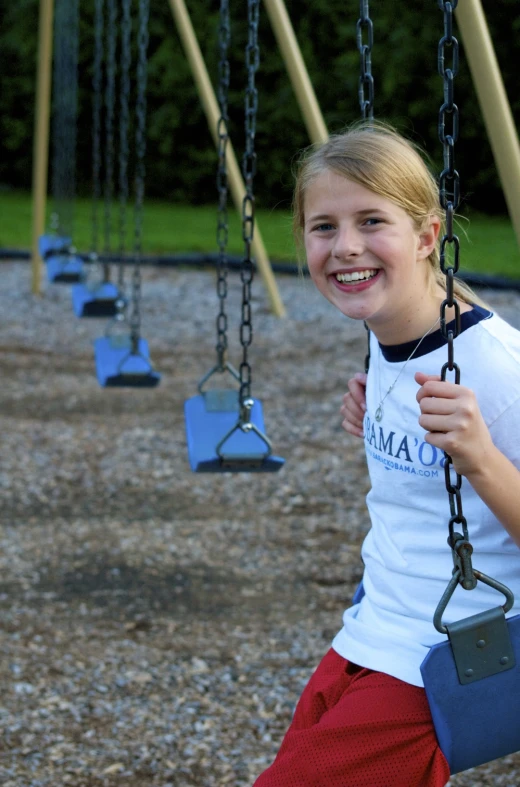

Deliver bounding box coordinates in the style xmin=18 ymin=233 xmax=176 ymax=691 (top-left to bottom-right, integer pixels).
xmin=379 ymin=305 xmax=492 ymax=363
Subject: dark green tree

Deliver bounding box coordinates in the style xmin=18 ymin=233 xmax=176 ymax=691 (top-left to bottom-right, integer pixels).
xmin=0 ymin=0 xmax=518 ymax=214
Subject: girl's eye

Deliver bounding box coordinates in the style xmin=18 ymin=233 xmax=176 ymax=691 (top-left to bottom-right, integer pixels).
xmin=364 ymin=217 xmax=383 ymax=226
xmin=314 ymin=223 xmax=334 ymax=232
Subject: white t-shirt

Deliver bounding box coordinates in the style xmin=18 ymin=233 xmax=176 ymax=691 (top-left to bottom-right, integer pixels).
xmin=332 ymin=306 xmax=520 ymax=687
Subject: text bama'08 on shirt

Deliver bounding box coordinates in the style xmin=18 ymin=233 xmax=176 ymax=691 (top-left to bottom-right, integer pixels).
xmin=363 ymin=413 xmax=446 ymax=479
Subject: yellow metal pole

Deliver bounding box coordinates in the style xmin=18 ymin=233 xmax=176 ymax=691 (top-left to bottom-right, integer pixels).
xmin=455 ymin=0 xmax=520 ymax=251
xmin=262 ymin=0 xmax=328 ymax=144
xmin=31 ymin=0 xmax=55 ymax=295
xmin=167 ymin=0 xmax=286 ymax=317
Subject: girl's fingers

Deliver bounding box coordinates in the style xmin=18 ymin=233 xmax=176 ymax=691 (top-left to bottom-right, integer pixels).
xmin=341 ymin=373 xmax=368 ymax=439
xmin=341 ymin=393 xmax=365 ymax=422
xmin=342 ymin=403 xmax=364 ymax=428
xmin=342 ymin=418 xmax=364 ymax=438
xmin=347 ymin=377 xmax=367 ymax=411
xmin=418 ymin=397 xmax=456 ymax=416
xmin=418 ymin=413 xmax=460 ymax=433
xmin=415 ymin=371 xmax=441 ymax=385
xmin=416 ymin=379 xmax=467 ymax=404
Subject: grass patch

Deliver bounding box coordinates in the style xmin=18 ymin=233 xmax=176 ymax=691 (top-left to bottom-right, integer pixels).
xmin=454 ymin=211 xmax=520 ymax=279
xmin=1 ymin=190 xmax=519 ymax=278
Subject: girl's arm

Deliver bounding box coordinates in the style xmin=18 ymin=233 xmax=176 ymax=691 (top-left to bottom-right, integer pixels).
xmin=415 ymin=371 xmax=520 ymax=548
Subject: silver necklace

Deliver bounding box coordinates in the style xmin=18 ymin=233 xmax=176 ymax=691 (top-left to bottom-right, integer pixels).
xmin=374 ymin=316 xmax=441 ymax=423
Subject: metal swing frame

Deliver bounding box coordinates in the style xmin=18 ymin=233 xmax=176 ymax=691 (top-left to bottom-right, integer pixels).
xmin=32 ymin=0 xmax=520 ymax=296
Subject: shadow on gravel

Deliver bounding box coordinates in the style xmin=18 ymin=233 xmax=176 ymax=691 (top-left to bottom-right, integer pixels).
xmin=6 ymin=557 xmax=314 ymax=623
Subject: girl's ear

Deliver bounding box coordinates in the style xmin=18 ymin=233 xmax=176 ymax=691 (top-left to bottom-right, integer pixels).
xmin=417 ymin=215 xmax=441 ymax=259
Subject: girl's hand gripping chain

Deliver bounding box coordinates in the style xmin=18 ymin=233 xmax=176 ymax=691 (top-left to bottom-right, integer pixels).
xmin=341 ymin=373 xmax=367 ymax=438
xmin=415 ymin=371 xmax=495 ymax=478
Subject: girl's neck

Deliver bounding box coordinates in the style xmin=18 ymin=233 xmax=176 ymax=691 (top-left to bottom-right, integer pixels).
xmin=368 ymin=292 xmax=473 ymax=346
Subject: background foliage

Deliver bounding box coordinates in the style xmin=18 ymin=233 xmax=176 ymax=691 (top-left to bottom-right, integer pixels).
xmin=1 ymin=0 xmax=519 ymax=213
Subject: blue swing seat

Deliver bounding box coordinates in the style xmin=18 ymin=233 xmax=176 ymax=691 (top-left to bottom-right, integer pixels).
xmin=39 ymin=234 xmax=71 ymax=259
xmin=72 ymin=282 xmax=119 ymax=317
xmin=421 ymin=610 xmax=520 ymax=774
xmin=94 ymin=336 xmax=160 ymax=387
xmin=46 ymin=252 xmax=84 ymax=283
xmin=352 ymin=579 xmax=520 ymax=773
xmin=184 ymin=392 xmax=285 ymax=472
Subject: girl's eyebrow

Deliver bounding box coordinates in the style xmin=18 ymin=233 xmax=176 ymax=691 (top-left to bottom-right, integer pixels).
xmin=305 ymin=213 xmax=334 ymax=223
xmin=355 ymin=208 xmax=392 ymax=218
xmin=306 ymin=207 xmax=391 ymax=223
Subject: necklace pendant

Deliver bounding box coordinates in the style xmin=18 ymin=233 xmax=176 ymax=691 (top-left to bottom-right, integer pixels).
xmin=375 ymin=405 xmax=383 ymax=423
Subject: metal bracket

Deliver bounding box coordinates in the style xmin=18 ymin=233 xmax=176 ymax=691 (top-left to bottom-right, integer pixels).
xmin=203 ymin=389 xmax=239 ymax=413
xmin=108 ymin=335 xmax=132 ymax=350
xmin=447 ymin=606 xmax=515 ymax=685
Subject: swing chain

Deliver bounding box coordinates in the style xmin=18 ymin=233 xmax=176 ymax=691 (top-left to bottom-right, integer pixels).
xmin=91 ymin=0 xmax=104 ymax=258
xmin=437 ymin=0 xmax=460 ymax=213
xmin=216 ymin=0 xmax=231 ymax=371
xmin=356 ymin=0 xmax=374 ymax=121
xmin=363 ymin=322 xmax=370 ymax=374
xmin=239 ymin=0 xmax=260 ymax=406
xmin=51 ymin=0 xmax=80 ymax=239
xmin=131 ymin=0 xmax=150 ymax=349
xmin=118 ymin=0 xmax=132 ymax=295
xmin=103 ymin=0 xmax=117 ymax=285
xmin=437 ymin=0 xmax=477 ymax=611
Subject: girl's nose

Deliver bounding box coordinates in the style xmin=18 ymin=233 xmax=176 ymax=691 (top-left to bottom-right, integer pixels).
xmin=332 ymin=226 xmax=363 ymax=259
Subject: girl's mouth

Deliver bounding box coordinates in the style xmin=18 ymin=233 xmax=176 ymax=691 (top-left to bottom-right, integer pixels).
xmin=332 ymin=269 xmax=380 ymax=291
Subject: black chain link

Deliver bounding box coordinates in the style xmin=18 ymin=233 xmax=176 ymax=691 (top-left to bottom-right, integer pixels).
xmin=91 ymin=0 xmax=104 ymax=258
xmin=131 ymin=0 xmax=150 ymax=350
xmin=239 ymin=0 xmax=260 ymax=407
xmin=215 ymin=0 xmax=231 ymax=371
xmin=117 ymin=0 xmax=132 ymax=296
xmin=438 ymin=0 xmax=460 ymax=215
xmin=356 ymin=0 xmax=374 ymax=120
xmin=103 ymin=0 xmax=117 ymax=282
xmin=437 ymin=0 xmax=477 ymax=596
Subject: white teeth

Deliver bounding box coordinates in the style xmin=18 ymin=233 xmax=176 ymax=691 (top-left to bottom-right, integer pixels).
xmin=336 ymin=270 xmax=377 ymax=283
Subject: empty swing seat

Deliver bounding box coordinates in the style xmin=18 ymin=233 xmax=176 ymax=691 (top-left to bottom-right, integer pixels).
xmin=72 ymin=281 xmax=119 ymax=317
xmin=39 ymin=234 xmax=84 ymax=283
xmin=46 ymin=252 xmax=84 ymax=283
xmin=38 ymin=234 xmax=71 ymax=258
xmin=94 ymin=336 xmax=160 ymax=387
xmin=184 ymin=391 xmax=285 ymax=472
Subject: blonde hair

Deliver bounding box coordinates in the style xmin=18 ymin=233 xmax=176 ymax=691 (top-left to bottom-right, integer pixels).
xmin=293 ymin=120 xmax=486 ymax=307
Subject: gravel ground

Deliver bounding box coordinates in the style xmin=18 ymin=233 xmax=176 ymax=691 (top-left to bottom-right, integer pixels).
xmin=1 ymin=259 xmax=520 ymax=787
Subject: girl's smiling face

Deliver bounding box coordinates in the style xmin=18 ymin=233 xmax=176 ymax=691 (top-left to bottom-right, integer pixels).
xmin=303 ymin=170 xmax=441 ymax=344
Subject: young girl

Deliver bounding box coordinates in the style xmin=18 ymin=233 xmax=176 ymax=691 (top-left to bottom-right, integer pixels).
xmin=253 ymin=123 xmax=520 ymax=787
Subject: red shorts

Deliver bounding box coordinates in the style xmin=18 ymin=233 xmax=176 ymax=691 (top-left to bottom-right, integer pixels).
xmin=253 ymin=649 xmax=450 ymax=787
